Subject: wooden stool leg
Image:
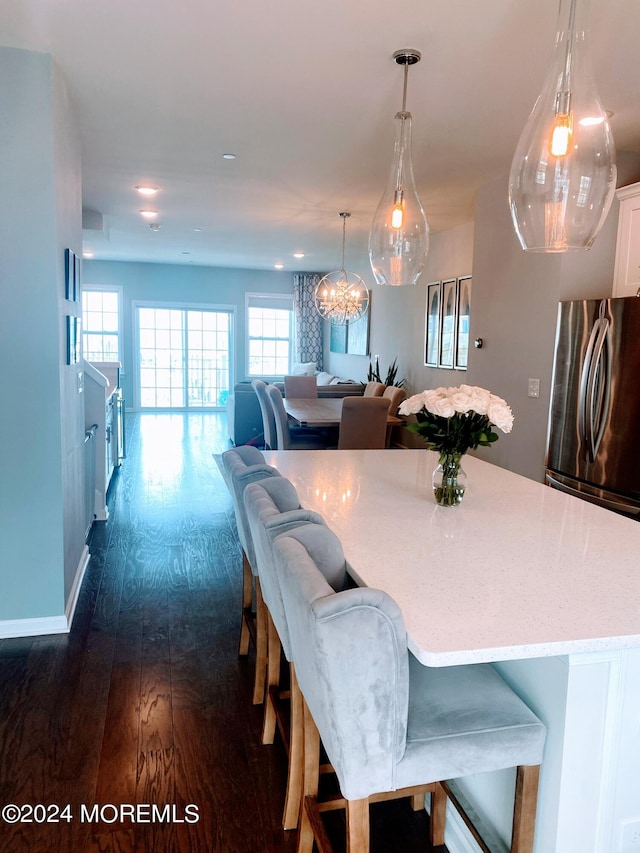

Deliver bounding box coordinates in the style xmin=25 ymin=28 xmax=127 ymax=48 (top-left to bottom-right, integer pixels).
xmin=239 ymin=551 xmax=252 ymax=656
xmin=252 ymin=580 xmax=268 ymax=704
xmin=283 ymin=664 xmax=303 ymax=830
xmin=411 ymin=793 xmax=424 ymax=811
xmin=297 ymin=699 xmax=320 ymax=853
xmin=511 ymin=765 xmax=541 ymax=853
xmin=346 ymin=798 xmax=369 ymax=853
xmin=261 ymin=613 xmax=281 ymax=745
xmin=429 ymin=783 xmax=447 ymax=847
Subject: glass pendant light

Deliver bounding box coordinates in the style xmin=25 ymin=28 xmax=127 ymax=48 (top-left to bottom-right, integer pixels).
xmin=508 ymin=0 xmax=616 ymax=252
xmin=369 ymin=49 xmax=429 ymax=286
xmin=314 ymin=213 xmax=369 ymax=326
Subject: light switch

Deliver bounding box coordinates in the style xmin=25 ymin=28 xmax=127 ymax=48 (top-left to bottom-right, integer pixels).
xmin=528 ymin=378 xmax=540 ymax=398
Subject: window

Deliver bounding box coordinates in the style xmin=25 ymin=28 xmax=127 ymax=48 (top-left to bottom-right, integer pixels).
xmin=246 ymin=293 xmax=294 ymax=377
xmin=82 ymin=286 xmax=122 ymax=362
xmin=135 ymin=303 xmax=233 ymax=409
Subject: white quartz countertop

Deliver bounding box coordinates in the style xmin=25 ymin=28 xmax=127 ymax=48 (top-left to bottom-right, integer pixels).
xmin=264 ymin=449 xmax=640 ymax=666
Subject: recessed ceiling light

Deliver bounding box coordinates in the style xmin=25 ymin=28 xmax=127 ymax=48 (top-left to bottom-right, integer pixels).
xmin=149 ymin=223 xmax=161 ymax=231
xmin=222 ymin=153 xmax=236 ymax=160
xmin=293 ymin=252 xmax=305 ymax=259
xmin=274 ymin=263 xmax=284 ymax=270
xmin=182 ymin=251 xmax=191 ymax=255
xmin=140 ymin=210 xmax=159 ymax=219
xmin=83 ymin=251 xmax=94 ymax=259
xmin=194 ymin=228 xmax=203 ymax=232
xmin=135 ymin=186 xmax=159 ymax=196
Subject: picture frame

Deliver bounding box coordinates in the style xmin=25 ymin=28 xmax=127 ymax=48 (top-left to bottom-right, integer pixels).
xmin=439 ymin=279 xmax=457 ymax=368
xmin=424 ymin=282 xmax=441 ymax=366
xmin=66 ymin=315 xmax=81 ymax=364
xmin=65 ymin=248 xmax=79 ymax=301
xmin=329 ymin=322 xmax=347 ymax=354
xmin=346 ymin=304 xmax=370 ymax=356
xmin=455 ymin=276 xmax=472 ymax=370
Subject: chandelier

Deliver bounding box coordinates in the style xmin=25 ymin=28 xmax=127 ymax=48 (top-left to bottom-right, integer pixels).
xmin=314 ymin=213 xmax=369 ymax=326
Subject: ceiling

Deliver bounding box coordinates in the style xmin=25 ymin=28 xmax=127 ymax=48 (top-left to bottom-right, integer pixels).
xmin=2 ymin=0 xmax=640 ymax=274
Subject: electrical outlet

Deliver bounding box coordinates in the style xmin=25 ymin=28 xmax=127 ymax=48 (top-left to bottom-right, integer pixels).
xmin=620 ymin=819 xmax=640 ymax=851
xmin=527 ymin=378 xmax=540 ymax=398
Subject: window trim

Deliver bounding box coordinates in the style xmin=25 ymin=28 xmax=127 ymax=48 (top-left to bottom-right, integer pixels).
xmin=81 ymin=284 xmax=124 ymax=370
xmin=245 ymin=291 xmax=294 ymax=380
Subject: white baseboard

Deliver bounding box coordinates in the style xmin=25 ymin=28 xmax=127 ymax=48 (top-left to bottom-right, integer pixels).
xmin=0 ymin=545 xmax=90 ymax=640
xmin=425 ymin=786 xmax=507 ymax=853
xmin=65 ymin=544 xmax=90 ymax=630
xmin=0 ymin=614 xmax=68 ymax=639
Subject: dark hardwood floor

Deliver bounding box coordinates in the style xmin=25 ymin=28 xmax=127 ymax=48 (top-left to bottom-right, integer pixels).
xmin=0 ymin=413 xmax=443 ymax=853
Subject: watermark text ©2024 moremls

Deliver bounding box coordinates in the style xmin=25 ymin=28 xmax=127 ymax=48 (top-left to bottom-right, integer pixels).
xmin=1 ymin=803 xmax=200 ymax=824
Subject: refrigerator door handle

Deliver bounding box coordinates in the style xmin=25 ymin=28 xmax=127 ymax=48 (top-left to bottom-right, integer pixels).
xmin=545 ymin=471 xmax=640 ymax=516
xmin=578 ymin=316 xmax=610 ymax=463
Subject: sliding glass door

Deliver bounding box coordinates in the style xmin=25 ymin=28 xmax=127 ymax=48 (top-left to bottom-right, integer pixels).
xmin=136 ymin=304 xmax=233 ymax=409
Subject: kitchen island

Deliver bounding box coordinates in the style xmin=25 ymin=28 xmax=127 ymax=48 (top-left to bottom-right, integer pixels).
xmin=264 ymin=449 xmax=640 ymax=853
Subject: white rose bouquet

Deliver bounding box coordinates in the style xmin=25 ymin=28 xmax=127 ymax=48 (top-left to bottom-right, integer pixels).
xmin=399 ymin=384 xmax=514 ymax=458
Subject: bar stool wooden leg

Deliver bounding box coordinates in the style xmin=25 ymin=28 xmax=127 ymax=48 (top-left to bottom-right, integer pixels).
xmin=511 ymin=765 xmax=540 ymax=853
xmin=252 ymin=580 xmax=268 ymax=704
xmin=298 ymin=699 xmax=320 ymax=853
xmin=411 ymin=793 xmax=424 ymax=811
xmin=346 ymin=798 xmax=370 ymax=853
xmin=261 ymin=613 xmax=281 ymax=745
xmin=429 ymin=782 xmax=447 ymax=847
xmin=283 ymin=664 xmax=303 ymax=830
xmin=239 ymin=551 xmax=252 ymax=656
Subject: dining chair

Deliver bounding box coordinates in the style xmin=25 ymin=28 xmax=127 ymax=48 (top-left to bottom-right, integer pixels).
xmin=252 ymin=379 xmax=278 ymax=450
xmin=284 ymin=374 xmax=318 ymax=399
xmin=243 ymin=479 xmax=345 ymax=830
xmin=267 ymin=384 xmax=327 ymax=450
xmin=363 ymin=381 xmax=386 ymax=397
xmin=273 ymin=528 xmax=547 ymax=853
xmin=382 ymin=384 xmax=407 ymax=416
xmin=337 ymin=396 xmax=391 ymax=449
xmin=220 ymin=446 xmax=281 ymax=704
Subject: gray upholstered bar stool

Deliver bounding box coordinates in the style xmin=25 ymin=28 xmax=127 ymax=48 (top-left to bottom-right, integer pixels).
xmin=243 ymin=478 xmax=343 ymax=830
xmin=220 ymin=445 xmax=281 ymax=704
xmin=273 ymin=528 xmax=547 ymax=853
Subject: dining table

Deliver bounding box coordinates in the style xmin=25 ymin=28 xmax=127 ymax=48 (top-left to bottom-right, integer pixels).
xmin=283 ymin=395 xmax=403 ymax=428
xmin=262 ymin=448 xmax=640 ymax=853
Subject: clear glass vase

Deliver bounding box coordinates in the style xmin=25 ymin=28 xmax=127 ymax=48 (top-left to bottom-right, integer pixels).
xmin=432 ymin=453 xmax=467 ymax=507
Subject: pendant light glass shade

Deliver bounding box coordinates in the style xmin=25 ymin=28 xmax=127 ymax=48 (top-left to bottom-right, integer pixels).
xmin=314 ymin=213 xmax=369 ymax=326
xmin=508 ymin=0 xmax=616 ymax=252
xmin=369 ymin=50 xmax=429 ymax=286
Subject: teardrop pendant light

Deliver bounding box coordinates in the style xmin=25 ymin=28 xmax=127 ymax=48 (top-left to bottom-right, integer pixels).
xmin=314 ymin=213 xmax=369 ymax=326
xmin=508 ymin=0 xmax=616 ymax=252
xmin=369 ymin=49 xmax=429 ymax=286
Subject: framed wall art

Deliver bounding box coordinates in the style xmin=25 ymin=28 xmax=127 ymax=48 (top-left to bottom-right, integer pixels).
xmin=439 ymin=279 xmax=456 ymax=368
xmin=424 ymin=282 xmax=441 ymax=366
xmin=329 ymin=322 xmax=347 ymax=354
xmin=455 ymin=276 xmax=472 ymax=369
xmin=66 ymin=315 xmax=81 ymax=364
xmin=346 ymin=304 xmax=370 ymax=356
xmin=65 ymin=248 xmax=80 ymax=301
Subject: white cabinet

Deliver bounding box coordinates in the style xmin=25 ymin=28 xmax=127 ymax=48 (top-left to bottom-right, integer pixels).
xmin=84 ymin=360 xmax=122 ymax=522
xmin=613 ymin=182 xmax=640 ymax=297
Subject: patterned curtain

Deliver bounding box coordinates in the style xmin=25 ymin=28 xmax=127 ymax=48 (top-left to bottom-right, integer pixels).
xmin=292 ymin=272 xmax=324 ymax=370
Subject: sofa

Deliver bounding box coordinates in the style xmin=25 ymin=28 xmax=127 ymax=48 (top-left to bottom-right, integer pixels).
xmin=226 ymin=373 xmax=365 ymax=446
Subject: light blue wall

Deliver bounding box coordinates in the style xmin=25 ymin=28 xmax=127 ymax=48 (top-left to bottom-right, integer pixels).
xmin=83 ymin=260 xmax=294 ymax=407
xmin=0 ymin=47 xmax=83 ymax=623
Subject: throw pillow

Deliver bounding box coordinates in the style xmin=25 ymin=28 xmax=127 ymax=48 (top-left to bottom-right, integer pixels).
xmin=292 ymin=361 xmax=316 ymax=376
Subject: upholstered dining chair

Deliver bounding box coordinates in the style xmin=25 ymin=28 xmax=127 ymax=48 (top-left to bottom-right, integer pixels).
xmin=273 ymin=528 xmax=547 ymax=853
xmin=243 ymin=479 xmax=345 ymax=830
xmin=382 ymin=384 xmax=407 ymax=417
xmin=267 ymin=384 xmax=327 ymax=450
xmin=364 ymin=380 xmax=386 ymax=397
xmin=337 ymin=396 xmax=391 ymax=449
xmin=220 ymin=446 xmax=281 ymax=704
xmin=252 ymin=379 xmax=278 ymax=450
xmin=283 ymin=374 xmax=318 ymax=399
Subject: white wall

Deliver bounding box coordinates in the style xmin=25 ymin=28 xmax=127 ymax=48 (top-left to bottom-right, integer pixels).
xmin=0 ymin=47 xmax=84 ymax=631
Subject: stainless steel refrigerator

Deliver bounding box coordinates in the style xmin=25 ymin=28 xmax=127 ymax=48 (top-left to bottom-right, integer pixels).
xmin=546 ymin=296 xmax=640 ymax=518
